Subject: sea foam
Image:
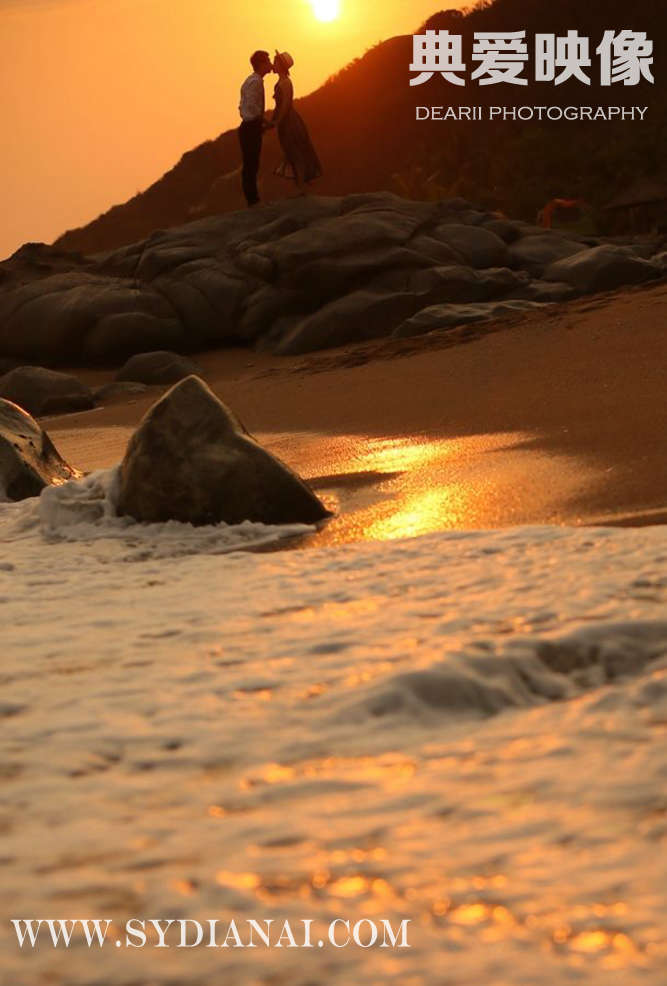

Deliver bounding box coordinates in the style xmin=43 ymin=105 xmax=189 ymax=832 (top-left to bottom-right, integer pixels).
xmin=2 ymin=489 xmax=666 ymax=986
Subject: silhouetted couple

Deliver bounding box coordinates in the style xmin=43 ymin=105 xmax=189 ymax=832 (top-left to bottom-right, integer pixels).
xmin=238 ymin=50 xmax=322 ymax=207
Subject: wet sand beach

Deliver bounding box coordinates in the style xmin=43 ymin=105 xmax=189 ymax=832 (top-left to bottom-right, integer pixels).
xmin=2 ymin=282 xmax=667 ymax=986
xmin=47 ymin=282 xmax=667 ymax=541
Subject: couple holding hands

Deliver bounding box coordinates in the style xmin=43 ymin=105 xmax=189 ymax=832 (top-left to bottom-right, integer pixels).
xmin=238 ymin=49 xmax=323 ymax=207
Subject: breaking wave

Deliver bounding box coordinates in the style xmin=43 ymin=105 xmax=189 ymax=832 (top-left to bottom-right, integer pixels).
xmin=0 ymin=467 xmax=316 ymax=558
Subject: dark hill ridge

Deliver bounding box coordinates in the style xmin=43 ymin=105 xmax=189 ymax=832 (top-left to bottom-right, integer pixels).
xmin=53 ymin=0 xmax=665 ymax=256
xmin=1 ymin=192 xmax=664 ymax=376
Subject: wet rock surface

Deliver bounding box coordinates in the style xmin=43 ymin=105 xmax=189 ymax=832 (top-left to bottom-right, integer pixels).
xmin=117 ymin=376 xmax=332 ymax=527
xmin=0 ymin=398 xmax=82 ymax=500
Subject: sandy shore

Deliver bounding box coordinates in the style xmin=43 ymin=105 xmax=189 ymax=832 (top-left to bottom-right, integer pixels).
xmin=4 ymin=283 xmax=667 ymax=986
xmin=46 ymin=282 xmax=667 ymax=542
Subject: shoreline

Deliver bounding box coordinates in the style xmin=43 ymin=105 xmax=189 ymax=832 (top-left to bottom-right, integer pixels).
xmin=42 ymin=281 xmax=667 ymax=542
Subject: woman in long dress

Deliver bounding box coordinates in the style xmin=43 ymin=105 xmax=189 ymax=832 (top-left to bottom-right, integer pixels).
xmin=272 ymin=51 xmax=322 ymax=193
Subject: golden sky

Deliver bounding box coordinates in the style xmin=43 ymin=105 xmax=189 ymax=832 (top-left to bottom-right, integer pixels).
xmin=0 ymin=0 xmax=450 ymax=259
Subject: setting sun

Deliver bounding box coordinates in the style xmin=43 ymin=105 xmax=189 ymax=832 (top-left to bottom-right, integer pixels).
xmin=311 ymin=0 xmax=340 ymax=22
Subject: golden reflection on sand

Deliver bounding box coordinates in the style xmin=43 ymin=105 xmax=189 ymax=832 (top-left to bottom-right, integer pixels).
xmin=286 ymin=598 xmax=382 ymax=622
xmin=366 ymin=486 xmax=469 ymax=541
xmin=212 ymin=856 xmax=646 ymax=969
xmin=241 ymin=754 xmax=419 ymax=790
xmin=355 ymin=436 xmax=467 ymax=473
xmin=304 ymin=431 xmax=603 ymax=545
xmin=203 ymin=742 xmax=650 ymax=972
xmin=48 ymin=425 xmax=606 ymax=542
xmin=215 ymin=870 xmax=261 ymax=891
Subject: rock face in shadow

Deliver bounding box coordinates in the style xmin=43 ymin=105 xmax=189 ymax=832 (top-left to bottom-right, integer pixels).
xmin=117 ymin=376 xmax=331 ymax=527
xmin=0 ymin=194 xmax=663 ymax=363
xmin=116 ymin=350 xmax=202 ymax=385
xmin=0 ymin=398 xmax=82 ymax=500
xmin=430 ymin=224 xmax=510 ymax=269
xmin=508 ymin=234 xmax=585 ymax=275
xmin=544 ymin=245 xmax=661 ymax=293
xmin=394 ymin=300 xmax=548 ymax=339
xmin=0 ymin=366 xmax=95 ymax=417
xmin=275 ymin=290 xmax=420 ymax=356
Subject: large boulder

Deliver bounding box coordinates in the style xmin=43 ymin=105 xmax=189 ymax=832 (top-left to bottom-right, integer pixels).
xmin=236 ymin=286 xmax=307 ymax=342
xmin=274 ymin=289 xmax=419 ymax=355
xmin=116 ymin=351 xmax=202 ymax=385
xmin=1 ymin=242 xmax=93 ymax=281
xmin=481 ymin=218 xmax=524 ymax=244
xmin=508 ymin=234 xmax=585 ymax=275
xmin=394 ymin=300 xmax=548 ymax=339
xmin=507 ymin=279 xmax=577 ymax=303
xmin=255 ymin=201 xmax=428 ymax=274
xmin=627 ymin=241 xmax=661 ymax=260
xmin=0 ymin=366 xmax=95 ymax=416
xmin=370 ymin=263 xmax=482 ymax=301
xmin=340 ymin=191 xmax=437 ymax=224
xmin=0 ymin=398 xmax=81 ymax=500
xmin=0 ymin=273 xmax=181 ymax=363
xmin=477 ymin=267 xmax=530 ymax=298
xmin=408 ymin=234 xmax=465 ymax=266
xmin=148 ymin=274 xmax=221 ymax=344
xmin=544 ymin=245 xmax=661 ymax=293
xmin=116 ymin=376 xmax=331 ymax=527
xmin=649 ymin=250 xmax=667 ymax=272
xmin=1 ymin=196 xmax=664 ymax=366
xmin=278 ymin=245 xmax=433 ymax=296
xmin=155 ymin=261 xmax=258 ymax=343
xmin=430 ymin=224 xmax=510 ymax=269
xmin=99 ymin=201 xmax=340 ymax=278
xmin=373 ymin=265 xmax=526 ymax=304
xmin=82 ymin=312 xmax=184 ymax=362
xmin=370 ymin=264 xmax=525 ymax=304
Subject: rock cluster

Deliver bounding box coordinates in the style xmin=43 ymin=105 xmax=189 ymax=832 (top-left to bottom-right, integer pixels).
xmin=1 ymin=377 xmax=330 ymax=529
xmin=1 ymin=193 xmax=663 ymax=364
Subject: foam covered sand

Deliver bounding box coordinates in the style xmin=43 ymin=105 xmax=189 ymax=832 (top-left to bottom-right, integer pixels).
xmin=1 ymin=475 xmax=666 ymax=985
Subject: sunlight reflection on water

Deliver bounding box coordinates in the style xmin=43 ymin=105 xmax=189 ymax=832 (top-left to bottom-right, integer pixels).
xmin=301 ymin=431 xmax=599 ymax=545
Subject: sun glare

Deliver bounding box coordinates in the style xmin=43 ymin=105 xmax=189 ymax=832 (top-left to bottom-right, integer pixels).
xmin=311 ymin=0 xmax=340 ymax=23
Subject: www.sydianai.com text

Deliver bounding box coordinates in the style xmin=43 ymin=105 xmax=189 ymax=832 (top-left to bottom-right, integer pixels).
xmin=11 ymin=917 xmax=411 ymax=950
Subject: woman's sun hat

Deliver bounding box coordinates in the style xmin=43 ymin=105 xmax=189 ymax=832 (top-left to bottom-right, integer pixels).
xmin=275 ymin=51 xmax=294 ymax=70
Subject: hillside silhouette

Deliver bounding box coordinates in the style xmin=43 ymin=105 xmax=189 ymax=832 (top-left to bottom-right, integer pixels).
xmin=55 ymin=0 xmax=665 ymax=254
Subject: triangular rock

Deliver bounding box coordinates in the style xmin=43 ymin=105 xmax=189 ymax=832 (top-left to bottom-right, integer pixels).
xmin=116 ymin=376 xmax=331 ymax=526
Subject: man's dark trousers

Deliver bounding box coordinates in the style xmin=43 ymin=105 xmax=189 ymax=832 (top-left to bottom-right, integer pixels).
xmin=239 ymin=119 xmax=263 ymax=206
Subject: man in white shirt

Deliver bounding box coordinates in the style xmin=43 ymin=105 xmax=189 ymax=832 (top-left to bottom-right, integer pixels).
xmin=238 ymin=50 xmax=274 ymax=206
